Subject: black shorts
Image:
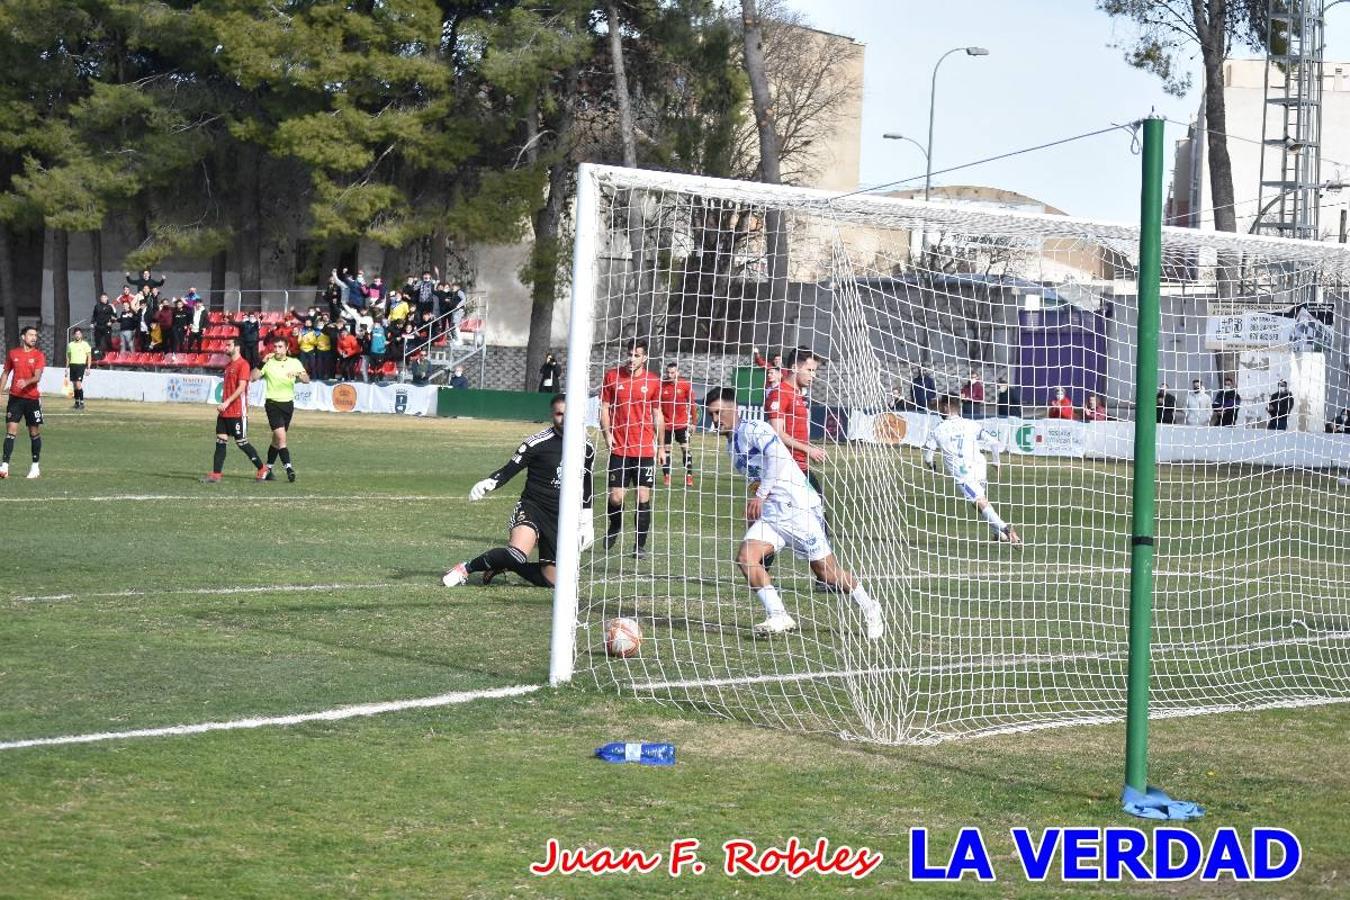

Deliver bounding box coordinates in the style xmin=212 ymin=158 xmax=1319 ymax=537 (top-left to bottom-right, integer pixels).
xmin=509 ymin=500 xmax=558 ymax=563
xmin=5 ymin=397 xmax=42 ymax=427
xmin=69 ymin=364 xmax=86 ymax=382
xmin=264 ymin=400 xmax=294 ymax=431
xmin=215 ymin=415 xmax=246 ymax=440
xmin=662 ymin=427 xmax=689 ymax=446
xmin=608 ymin=453 xmax=656 ymax=489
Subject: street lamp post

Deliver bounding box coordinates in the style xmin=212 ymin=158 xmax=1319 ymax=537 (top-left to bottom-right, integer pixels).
xmin=925 ymin=46 xmax=989 ymax=202
xmin=882 ymin=132 xmax=928 ymax=164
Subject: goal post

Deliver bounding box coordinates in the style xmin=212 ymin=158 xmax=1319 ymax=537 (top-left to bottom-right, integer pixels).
xmin=553 ymin=159 xmax=1350 ymax=750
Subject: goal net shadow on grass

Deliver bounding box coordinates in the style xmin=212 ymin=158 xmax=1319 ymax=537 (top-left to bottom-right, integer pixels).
xmin=563 ymin=165 xmax=1350 ymax=746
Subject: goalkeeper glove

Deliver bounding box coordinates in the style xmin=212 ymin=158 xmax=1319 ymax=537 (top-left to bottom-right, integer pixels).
xmin=578 ymin=513 xmax=595 ymax=552
xmin=469 ymin=477 xmax=498 ymax=500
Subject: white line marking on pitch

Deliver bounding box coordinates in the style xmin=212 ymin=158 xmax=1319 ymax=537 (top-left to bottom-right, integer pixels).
xmin=11 ymin=581 xmax=394 ymax=603
xmin=0 ymin=684 xmax=542 ymax=751
xmin=0 ymin=494 xmax=450 ymax=503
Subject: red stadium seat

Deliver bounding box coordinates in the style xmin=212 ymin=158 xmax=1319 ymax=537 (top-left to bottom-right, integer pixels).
xmin=461 ymin=318 xmax=482 ymax=333
xmin=205 ymin=354 xmax=230 ymax=369
xmin=380 ymin=362 xmax=398 ymax=378
xmin=208 ymin=312 xmax=227 ymax=324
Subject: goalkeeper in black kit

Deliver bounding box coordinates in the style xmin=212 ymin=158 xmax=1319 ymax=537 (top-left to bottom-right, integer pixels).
xmin=443 ymin=394 xmax=595 ymax=588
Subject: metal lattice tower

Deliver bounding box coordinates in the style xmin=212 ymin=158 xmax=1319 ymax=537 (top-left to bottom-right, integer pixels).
xmin=1256 ymin=1 xmax=1326 ymax=239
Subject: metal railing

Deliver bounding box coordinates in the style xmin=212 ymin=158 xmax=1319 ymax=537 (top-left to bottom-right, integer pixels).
xmin=226 ymin=289 xmax=301 ymax=317
xmin=401 ymin=293 xmax=489 ymax=385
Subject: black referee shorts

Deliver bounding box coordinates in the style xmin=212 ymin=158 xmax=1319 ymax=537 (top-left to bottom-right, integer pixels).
xmin=264 ymin=400 xmax=294 ymax=431
xmin=69 ymin=364 xmax=86 ymax=382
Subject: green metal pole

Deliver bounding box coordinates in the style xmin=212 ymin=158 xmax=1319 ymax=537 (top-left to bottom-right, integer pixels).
xmin=1125 ymin=116 xmax=1164 ymax=793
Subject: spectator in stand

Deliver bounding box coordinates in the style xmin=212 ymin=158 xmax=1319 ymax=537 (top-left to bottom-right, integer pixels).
xmin=404 ymin=317 xmax=421 ymax=347
xmin=188 ymin=297 xmax=208 ymax=351
xmin=994 ymin=373 xmax=1022 ymax=418
xmin=367 ymin=275 xmax=387 ymax=308
xmin=1047 ymin=386 xmax=1074 ymax=420
xmin=318 ymin=315 xmax=339 ymax=380
xmin=445 ymin=281 xmax=468 ymax=344
xmin=408 ymin=352 xmax=430 ymax=386
xmin=336 ymin=325 xmax=363 ymax=381
xmin=236 ymin=313 xmax=262 ymax=369
xmin=1184 ymin=379 xmax=1212 ymax=426
xmin=333 ymin=268 xmax=366 ymax=315
xmin=117 ymin=301 xmax=139 ymax=355
xmin=1266 ymin=379 xmax=1294 ymax=430
xmin=539 ymin=352 xmax=561 ymax=393
xmin=911 ymin=366 xmax=936 ymax=412
xmin=117 ymin=285 xmax=136 ymax=306
xmin=148 ymin=285 xmax=165 ymax=311
xmin=388 ymin=292 xmax=411 ymax=326
xmin=297 ymin=317 xmax=318 ymax=376
xmin=323 ymin=272 xmax=344 ymax=320
xmin=414 ymin=269 xmax=438 ymax=318
xmin=450 ymin=365 xmax=470 ymax=390
xmin=891 ymin=384 xmax=907 ymax=411
xmin=1213 ymin=377 xmax=1240 ymax=426
xmin=184 ymin=286 xmax=201 ymax=308
xmin=960 ymin=369 xmax=986 ymax=418
xmin=137 ymin=293 xmax=153 ymax=350
xmin=354 ymin=301 xmax=375 ymax=338
xmin=369 ymin=320 xmax=388 ymax=375
xmin=1157 ymin=382 xmax=1177 ymax=424
xmin=170 ymin=298 xmax=191 ymax=353
xmin=91 ymin=293 xmax=116 ymax=358
xmin=1333 ymin=408 xmax=1350 ymax=433
xmin=125 ymin=269 xmax=165 ymax=292
xmin=1083 ymin=394 xmax=1107 ymax=421
xmin=155 ymin=301 xmax=175 ymax=353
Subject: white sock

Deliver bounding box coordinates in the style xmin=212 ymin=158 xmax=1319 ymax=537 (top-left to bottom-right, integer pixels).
xmin=850 ymin=584 xmax=875 ymax=609
xmin=981 ymin=504 xmax=1006 ymax=533
xmin=756 ymin=586 xmax=786 ymax=617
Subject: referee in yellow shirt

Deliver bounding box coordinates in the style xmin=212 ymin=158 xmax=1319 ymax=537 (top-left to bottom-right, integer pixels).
xmin=250 ymin=336 xmax=310 ymax=481
xmin=66 ymin=327 xmax=93 ymax=410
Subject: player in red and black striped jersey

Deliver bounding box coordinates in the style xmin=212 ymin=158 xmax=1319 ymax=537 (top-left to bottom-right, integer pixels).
xmin=202 ymin=336 xmax=267 ymax=483
xmin=599 ymin=338 xmax=665 ymax=558
xmin=659 ymin=361 xmax=696 ymax=488
xmin=1 ymin=325 xmax=45 ymax=480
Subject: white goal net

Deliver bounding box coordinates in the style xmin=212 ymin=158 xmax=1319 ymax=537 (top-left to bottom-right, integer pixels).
xmin=553 ymin=163 xmax=1350 ymax=745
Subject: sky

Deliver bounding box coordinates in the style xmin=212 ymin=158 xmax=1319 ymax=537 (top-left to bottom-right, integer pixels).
xmin=787 ymin=0 xmax=1350 ymax=225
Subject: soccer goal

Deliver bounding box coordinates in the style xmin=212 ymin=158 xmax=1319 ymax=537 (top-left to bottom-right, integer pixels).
xmin=550 ymin=156 xmax=1350 ymax=747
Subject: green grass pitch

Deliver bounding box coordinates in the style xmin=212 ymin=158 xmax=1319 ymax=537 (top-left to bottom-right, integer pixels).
xmin=1 ymin=401 xmax=1347 ymax=897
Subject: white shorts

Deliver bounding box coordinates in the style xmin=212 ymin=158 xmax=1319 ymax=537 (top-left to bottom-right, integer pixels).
xmin=955 ymin=477 xmax=987 ymax=503
xmin=743 ymin=504 xmax=832 ymax=562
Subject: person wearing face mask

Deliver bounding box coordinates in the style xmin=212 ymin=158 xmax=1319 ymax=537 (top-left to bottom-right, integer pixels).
xmin=1047 ymin=386 xmax=1074 ymax=420
xmin=1213 ymin=377 xmax=1241 ymax=426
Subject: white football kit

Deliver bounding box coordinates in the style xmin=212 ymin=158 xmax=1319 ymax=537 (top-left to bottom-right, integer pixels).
xmin=728 ymin=418 xmax=831 ymax=561
xmin=923 ymin=416 xmax=1004 ymax=502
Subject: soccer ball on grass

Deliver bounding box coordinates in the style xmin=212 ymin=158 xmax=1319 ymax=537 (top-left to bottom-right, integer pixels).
xmin=605 ymin=617 xmax=643 ymax=658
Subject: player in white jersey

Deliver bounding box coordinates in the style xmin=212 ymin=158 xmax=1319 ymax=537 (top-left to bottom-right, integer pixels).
xmin=923 ymin=394 xmax=1022 ymax=546
xmin=704 ymin=387 xmax=883 ymax=639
